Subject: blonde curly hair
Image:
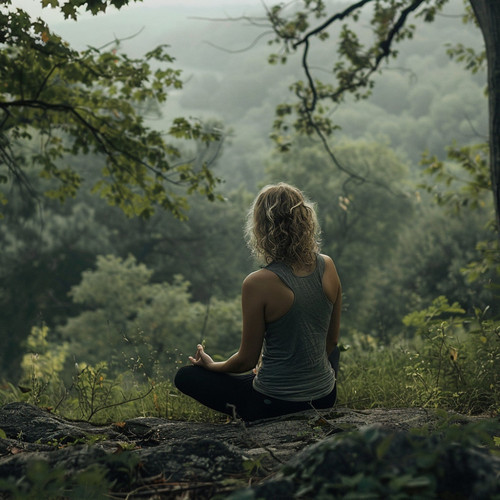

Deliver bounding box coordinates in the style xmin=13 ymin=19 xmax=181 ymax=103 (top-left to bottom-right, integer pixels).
xmin=245 ymin=183 xmax=321 ymax=268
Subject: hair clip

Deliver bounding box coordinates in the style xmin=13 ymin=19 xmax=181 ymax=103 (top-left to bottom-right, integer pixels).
xmin=290 ymin=201 xmax=303 ymax=214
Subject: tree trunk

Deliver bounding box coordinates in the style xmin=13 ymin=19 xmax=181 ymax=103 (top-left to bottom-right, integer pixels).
xmin=469 ymin=0 xmax=500 ymax=234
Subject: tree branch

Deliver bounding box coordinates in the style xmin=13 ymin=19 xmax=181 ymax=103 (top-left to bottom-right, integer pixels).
xmin=0 ymin=138 xmax=41 ymax=202
xmin=376 ymin=0 xmax=427 ymax=64
xmin=95 ymin=26 xmax=145 ymax=51
xmin=296 ymin=0 xmax=427 ymax=111
xmin=34 ymin=63 xmax=66 ymax=101
xmin=293 ymin=0 xmax=375 ymax=49
xmin=0 ymin=99 xmax=222 ymax=204
xmin=86 ymin=384 xmax=155 ymax=421
xmin=203 ymin=30 xmax=275 ymax=54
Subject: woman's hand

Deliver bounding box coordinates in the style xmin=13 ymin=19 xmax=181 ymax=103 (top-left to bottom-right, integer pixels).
xmin=189 ymin=344 xmax=214 ymax=368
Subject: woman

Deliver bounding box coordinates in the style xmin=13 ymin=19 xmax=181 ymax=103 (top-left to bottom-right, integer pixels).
xmin=174 ymin=183 xmax=342 ymax=422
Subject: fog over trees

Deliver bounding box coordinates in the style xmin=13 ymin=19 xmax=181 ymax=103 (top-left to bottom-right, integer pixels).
xmin=33 ymin=0 xmax=487 ymax=186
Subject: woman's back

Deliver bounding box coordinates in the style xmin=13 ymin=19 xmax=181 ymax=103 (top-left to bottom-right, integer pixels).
xmin=251 ymin=253 xmax=340 ymax=323
xmin=252 ymin=254 xmax=337 ymax=401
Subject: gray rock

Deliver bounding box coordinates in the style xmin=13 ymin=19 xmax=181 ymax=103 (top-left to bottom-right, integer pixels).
xmin=0 ymin=402 xmax=497 ymax=499
xmin=0 ymin=402 xmax=121 ymax=444
xmin=230 ymin=422 xmax=500 ymax=500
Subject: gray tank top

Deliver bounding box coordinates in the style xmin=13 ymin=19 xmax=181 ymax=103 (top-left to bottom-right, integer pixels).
xmin=252 ymin=254 xmax=335 ymax=401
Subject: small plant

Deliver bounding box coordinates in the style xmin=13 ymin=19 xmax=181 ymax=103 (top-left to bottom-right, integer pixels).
xmin=16 ymin=324 xmax=69 ymax=407
xmin=0 ymin=459 xmax=113 ymax=499
xmin=337 ymin=295 xmax=499 ymax=414
xmin=402 ymin=297 xmax=499 ymax=413
xmin=0 ymin=452 xmax=144 ymax=499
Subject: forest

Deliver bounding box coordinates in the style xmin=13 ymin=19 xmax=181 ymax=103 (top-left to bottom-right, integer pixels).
xmin=0 ymin=0 xmax=498 ymax=427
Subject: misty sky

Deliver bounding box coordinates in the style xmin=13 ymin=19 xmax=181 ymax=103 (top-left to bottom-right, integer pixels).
xmin=15 ymin=0 xmax=263 ymax=24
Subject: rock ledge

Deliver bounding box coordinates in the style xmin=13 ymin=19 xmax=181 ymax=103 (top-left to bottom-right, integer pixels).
xmin=0 ymin=402 xmax=497 ymax=498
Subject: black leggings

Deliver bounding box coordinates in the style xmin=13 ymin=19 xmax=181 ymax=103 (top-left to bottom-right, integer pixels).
xmin=174 ymin=347 xmax=340 ymax=422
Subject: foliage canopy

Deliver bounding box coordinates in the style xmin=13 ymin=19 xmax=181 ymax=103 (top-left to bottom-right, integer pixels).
xmin=0 ymin=0 xmax=222 ymax=218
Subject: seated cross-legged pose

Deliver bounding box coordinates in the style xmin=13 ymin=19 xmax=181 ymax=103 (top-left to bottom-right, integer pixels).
xmin=174 ymin=182 xmax=342 ymax=422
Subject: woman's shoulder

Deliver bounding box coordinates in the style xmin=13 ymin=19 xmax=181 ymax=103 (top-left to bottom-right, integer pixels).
xmin=245 ymin=267 xmax=286 ymax=290
xmin=319 ymin=254 xmax=340 ymax=282
xmin=242 ymin=269 xmax=284 ymax=302
xmin=319 ymin=253 xmax=337 ymax=269
xmin=243 ymin=268 xmax=280 ymax=287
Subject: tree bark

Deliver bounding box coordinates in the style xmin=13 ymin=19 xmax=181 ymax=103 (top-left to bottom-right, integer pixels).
xmin=469 ymin=0 xmax=500 ymax=233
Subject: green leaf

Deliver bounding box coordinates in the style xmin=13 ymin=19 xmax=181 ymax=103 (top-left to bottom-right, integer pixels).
xmin=376 ymin=434 xmax=394 ymax=459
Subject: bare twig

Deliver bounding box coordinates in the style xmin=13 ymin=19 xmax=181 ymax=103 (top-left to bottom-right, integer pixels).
xmin=95 ymin=27 xmax=146 ymax=51
xmin=203 ymin=30 xmax=275 ymax=54
xmin=87 ymin=384 xmax=155 ymax=421
xmin=227 ymin=404 xmax=284 ymax=467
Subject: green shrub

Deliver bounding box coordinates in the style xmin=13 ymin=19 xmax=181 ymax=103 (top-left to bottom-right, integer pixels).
xmin=338 ymin=296 xmax=499 ymax=414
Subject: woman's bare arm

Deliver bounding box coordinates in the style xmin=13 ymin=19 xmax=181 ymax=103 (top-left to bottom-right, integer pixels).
xmin=322 ymin=254 xmax=342 ymax=355
xmin=189 ymin=272 xmax=266 ymax=373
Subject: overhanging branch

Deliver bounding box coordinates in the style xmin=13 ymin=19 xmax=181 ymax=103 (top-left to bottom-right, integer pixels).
xmin=0 ymin=99 xmax=222 ymax=199
xmin=295 ymin=0 xmax=427 ymax=112
xmin=293 ymin=0 xmax=375 ymax=50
